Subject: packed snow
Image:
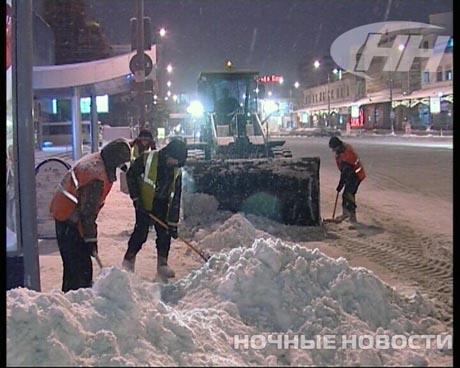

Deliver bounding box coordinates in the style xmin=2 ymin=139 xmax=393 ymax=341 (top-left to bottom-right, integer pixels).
xmin=8 ymin=138 xmax=453 ymax=366
xmin=7 ymin=209 xmax=452 ymax=366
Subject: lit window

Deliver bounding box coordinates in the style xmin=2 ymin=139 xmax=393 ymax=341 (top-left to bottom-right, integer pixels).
xmin=445 ymin=70 xmax=452 ymax=81
xmin=52 ymin=99 xmax=58 ymax=114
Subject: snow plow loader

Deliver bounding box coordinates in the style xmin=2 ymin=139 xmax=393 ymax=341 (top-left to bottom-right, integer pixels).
xmin=183 ymin=69 xmax=321 ymax=226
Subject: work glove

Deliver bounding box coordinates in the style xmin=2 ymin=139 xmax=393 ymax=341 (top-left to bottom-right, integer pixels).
xmin=87 ymin=241 xmax=98 ymax=258
xmin=336 ymin=182 xmax=344 ymax=192
xmin=168 ymin=225 xmax=178 ymax=239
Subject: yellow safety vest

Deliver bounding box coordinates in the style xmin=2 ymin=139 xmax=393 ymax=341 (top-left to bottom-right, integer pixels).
xmin=131 ymin=145 xmax=140 ymax=160
xmin=140 ymin=151 xmax=181 ymax=213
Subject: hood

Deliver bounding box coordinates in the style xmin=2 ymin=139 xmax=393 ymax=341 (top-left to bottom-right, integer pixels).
xmin=101 ymin=138 xmax=132 ymax=182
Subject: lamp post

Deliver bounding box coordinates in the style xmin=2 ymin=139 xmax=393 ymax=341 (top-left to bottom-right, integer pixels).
xmin=135 ymin=0 xmax=145 ymax=129
xmin=314 ymin=61 xmax=338 ymax=128
xmin=326 ymin=73 xmax=330 ymax=127
xmin=155 ymin=27 xmax=167 ymax=98
xmin=389 ymin=71 xmax=395 ymax=134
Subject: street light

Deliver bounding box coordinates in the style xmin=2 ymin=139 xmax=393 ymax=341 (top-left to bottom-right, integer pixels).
xmin=155 ymin=27 xmax=167 ymax=98
xmin=166 ymin=80 xmax=172 ymax=88
xmin=388 ymin=45 xmax=405 ymax=134
xmin=294 ymin=81 xmax=300 ymax=89
xmin=389 ymin=71 xmax=395 ymax=134
xmin=314 ymin=60 xmax=338 ymax=127
xmin=166 ymin=64 xmax=173 ymax=73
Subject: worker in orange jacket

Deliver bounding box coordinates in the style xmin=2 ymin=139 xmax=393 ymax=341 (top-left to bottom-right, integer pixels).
xmin=49 ymin=138 xmax=131 ymax=292
xmin=329 ymin=136 xmax=366 ymax=223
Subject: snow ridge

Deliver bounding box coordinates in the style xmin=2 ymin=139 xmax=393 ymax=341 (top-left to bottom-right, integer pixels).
xmin=7 ymin=231 xmax=449 ymax=366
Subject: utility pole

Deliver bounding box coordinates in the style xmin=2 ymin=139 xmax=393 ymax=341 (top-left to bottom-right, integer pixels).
xmin=327 ymin=73 xmax=331 ymax=128
xmin=13 ymin=0 xmax=41 ymax=291
xmin=389 ymin=71 xmax=395 ymax=134
xmin=135 ymin=0 xmax=145 ymax=129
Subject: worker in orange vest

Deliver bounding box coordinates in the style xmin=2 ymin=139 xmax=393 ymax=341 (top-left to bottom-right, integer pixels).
xmin=329 ymin=136 xmax=366 ymax=223
xmin=49 ymin=138 xmax=131 ymax=292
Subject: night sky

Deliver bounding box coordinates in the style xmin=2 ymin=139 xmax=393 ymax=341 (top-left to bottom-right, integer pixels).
xmin=84 ymin=0 xmax=452 ymax=95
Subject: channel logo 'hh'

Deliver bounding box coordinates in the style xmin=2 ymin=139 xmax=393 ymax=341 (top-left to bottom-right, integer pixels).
xmin=330 ymin=21 xmax=451 ymax=79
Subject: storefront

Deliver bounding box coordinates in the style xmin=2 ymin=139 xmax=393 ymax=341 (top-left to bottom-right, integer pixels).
xmin=392 ymin=88 xmax=453 ymax=131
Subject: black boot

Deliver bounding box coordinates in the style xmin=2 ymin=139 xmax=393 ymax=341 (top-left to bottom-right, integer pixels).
xmin=334 ymin=207 xmax=350 ymax=222
xmin=122 ymin=252 xmax=136 ymax=273
xmin=157 ymin=254 xmax=175 ymax=278
xmin=348 ymin=210 xmax=357 ymax=223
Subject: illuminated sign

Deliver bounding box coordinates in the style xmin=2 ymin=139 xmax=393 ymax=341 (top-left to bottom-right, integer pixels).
xmin=430 ymin=96 xmax=441 ymax=114
xmin=258 ymin=75 xmax=283 ymax=83
xmin=351 ymin=105 xmax=360 ymax=118
xmin=80 ymin=95 xmax=109 ymax=114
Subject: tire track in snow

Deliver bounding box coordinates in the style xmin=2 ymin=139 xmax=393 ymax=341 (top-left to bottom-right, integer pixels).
xmin=324 ymin=220 xmax=453 ymax=327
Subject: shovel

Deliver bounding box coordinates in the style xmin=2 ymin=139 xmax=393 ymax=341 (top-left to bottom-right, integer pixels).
xmin=146 ymin=212 xmax=210 ymax=262
xmin=323 ymin=191 xmax=340 ymax=223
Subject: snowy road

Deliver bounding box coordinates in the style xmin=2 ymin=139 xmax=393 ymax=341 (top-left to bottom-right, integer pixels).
xmin=283 ymin=136 xmax=453 ymax=325
xmin=7 ymin=136 xmax=453 ymax=366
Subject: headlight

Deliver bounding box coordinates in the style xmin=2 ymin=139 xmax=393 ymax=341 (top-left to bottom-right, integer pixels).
xmin=187 ymin=100 xmax=204 ymax=118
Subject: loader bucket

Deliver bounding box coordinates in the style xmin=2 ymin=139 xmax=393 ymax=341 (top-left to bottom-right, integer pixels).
xmin=183 ymin=158 xmax=321 ymax=226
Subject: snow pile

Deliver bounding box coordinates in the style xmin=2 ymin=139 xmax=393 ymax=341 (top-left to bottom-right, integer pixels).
xmin=7 ymin=238 xmax=450 ymax=366
xmin=182 ymin=192 xmax=219 ymax=220
xmin=198 ymin=213 xmax=259 ymax=252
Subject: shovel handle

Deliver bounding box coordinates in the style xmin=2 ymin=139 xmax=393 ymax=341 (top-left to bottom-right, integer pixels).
xmin=332 ymin=191 xmax=339 ymax=220
xmin=94 ymin=253 xmax=104 ymax=269
xmin=147 ymin=212 xmax=210 ymax=262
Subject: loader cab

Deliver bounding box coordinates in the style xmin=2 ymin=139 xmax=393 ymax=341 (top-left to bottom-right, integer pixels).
xmin=196 ymin=71 xmax=268 ymax=156
xmin=197 ymin=71 xmax=260 ymax=125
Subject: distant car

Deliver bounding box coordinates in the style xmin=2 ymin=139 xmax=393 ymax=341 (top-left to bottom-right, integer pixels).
xmin=317 ymin=127 xmax=341 ymax=137
xmin=290 ymin=127 xmax=342 ymax=137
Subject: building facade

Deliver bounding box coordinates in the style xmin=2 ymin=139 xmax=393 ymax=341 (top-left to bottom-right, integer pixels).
xmin=294 ymin=12 xmax=453 ymax=132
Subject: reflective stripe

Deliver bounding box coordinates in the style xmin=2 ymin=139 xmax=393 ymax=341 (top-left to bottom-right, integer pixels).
xmin=58 ymin=184 xmax=78 ymax=204
xmin=167 ymin=221 xmax=178 ymax=226
xmin=143 ymin=152 xmax=156 ymax=188
xmin=170 ymin=191 xmax=175 ymax=199
xmin=355 ymin=167 xmax=363 ymax=173
xmin=71 ymin=170 xmax=79 ymax=189
xmin=84 ymin=238 xmax=97 ymax=243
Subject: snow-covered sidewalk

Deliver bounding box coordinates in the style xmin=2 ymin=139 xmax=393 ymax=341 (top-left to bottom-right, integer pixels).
xmin=7 ymin=161 xmax=453 ymax=365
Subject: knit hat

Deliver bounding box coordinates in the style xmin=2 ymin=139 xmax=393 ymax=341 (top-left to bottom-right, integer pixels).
xmin=138 ymin=130 xmax=153 ymax=140
xmin=328 ymin=136 xmax=342 ymax=149
xmin=162 ymin=139 xmax=188 ymax=167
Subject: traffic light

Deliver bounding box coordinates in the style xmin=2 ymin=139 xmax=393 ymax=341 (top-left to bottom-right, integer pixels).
xmin=130 ymin=17 xmax=152 ymax=51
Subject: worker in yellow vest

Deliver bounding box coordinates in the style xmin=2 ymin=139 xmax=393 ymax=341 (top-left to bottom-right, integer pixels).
xmin=122 ymin=139 xmax=187 ymax=279
xmin=131 ymin=129 xmax=156 ymax=160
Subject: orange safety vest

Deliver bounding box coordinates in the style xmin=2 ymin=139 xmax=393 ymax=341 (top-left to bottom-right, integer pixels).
xmin=49 ymin=152 xmax=113 ymax=235
xmin=335 ymin=143 xmax=366 ymax=181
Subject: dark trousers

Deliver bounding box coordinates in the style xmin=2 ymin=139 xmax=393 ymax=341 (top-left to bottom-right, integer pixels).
xmin=126 ymin=201 xmax=171 ymax=259
xmin=342 ymin=177 xmax=361 ymax=213
xmin=55 ymin=220 xmax=93 ymax=293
